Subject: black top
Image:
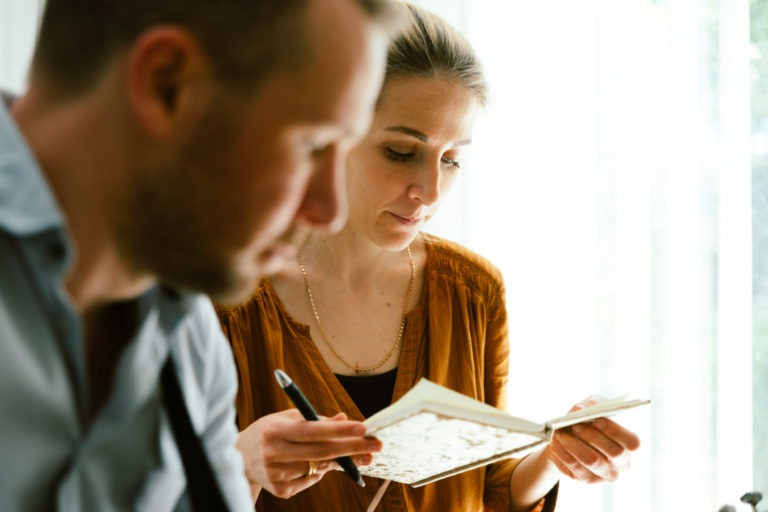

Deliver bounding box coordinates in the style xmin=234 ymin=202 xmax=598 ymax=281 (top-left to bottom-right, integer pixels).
xmin=335 ymin=367 xmax=398 ymax=419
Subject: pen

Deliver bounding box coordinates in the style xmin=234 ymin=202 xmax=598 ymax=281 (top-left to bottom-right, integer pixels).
xmin=273 ymin=368 xmax=366 ymax=488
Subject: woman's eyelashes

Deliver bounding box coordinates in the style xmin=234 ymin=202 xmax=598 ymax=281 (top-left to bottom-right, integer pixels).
xmin=383 ymin=147 xmax=462 ymax=169
xmin=441 ymin=157 xmax=461 ymax=169
xmin=385 ymin=147 xmax=414 ymax=161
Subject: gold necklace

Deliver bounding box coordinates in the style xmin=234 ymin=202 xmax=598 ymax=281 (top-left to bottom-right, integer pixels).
xmin=297 ymin=245 xmax=415 ymax=375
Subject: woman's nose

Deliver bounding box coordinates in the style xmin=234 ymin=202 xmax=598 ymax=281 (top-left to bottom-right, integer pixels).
xmin=408 ymin=160 xmax=441 ymax=207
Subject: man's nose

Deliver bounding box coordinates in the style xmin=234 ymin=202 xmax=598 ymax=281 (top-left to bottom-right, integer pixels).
xmin=295 ymin=145 xmax=349 ymax=234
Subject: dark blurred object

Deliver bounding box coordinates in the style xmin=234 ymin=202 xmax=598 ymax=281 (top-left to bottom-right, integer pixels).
xmin=719 ymin=506 xmax=737 ymax=512
xmin=1 ymin=90 xmax=16 ymax=108
xmin=741 ymin=492 xmax=764 ymax=511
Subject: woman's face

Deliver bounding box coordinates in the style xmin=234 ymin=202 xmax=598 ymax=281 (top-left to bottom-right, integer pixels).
xmin=345 ymin=74 xmax=480 ymax=250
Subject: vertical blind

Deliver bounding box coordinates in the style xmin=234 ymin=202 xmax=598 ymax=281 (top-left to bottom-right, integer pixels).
xmin=419 ymin=0 xmax=756 ymax=511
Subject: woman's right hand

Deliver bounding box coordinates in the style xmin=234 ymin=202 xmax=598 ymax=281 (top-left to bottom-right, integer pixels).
xmin=236 ymin=409 xmax=382 ymax=501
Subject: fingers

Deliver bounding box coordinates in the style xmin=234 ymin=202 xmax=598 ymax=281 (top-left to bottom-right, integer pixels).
xmin=269 ymin=459 xmax=333 ymax=484
xmin=572 ymin=421 xmax=627 ymax=461
xmin=236 ymin=409 xmax=380 ymax=499
xmin=260 ymin=448 xmax=376 ymax=498
xmin=549 ymin=431 xmax=611 ymax=483
xmin=260 ymin=422 xmax=382 ymax=462
xmin=268 ymin=454 xmax=376 ymax=499
xmin=549 ymin=417 xmax=640 ymax=484
xmin=569 ymin=396 xmax=603 ymax=412
xmin=263 ymin=409 xmax=382 ymax=461
xmin=262 ymin=461 xmax=326 ymax=499
xmin=264 ymin=434 xmax=382 ymax=464
xmin=319 ymin=411 xmax=348 ymax=421
xmin=281 ymin=412 xmax=367 ymax=442
xmin=592 ymin=417 xmax=641 ymax=451
xmin=327 ymin=453 xmax=375 ymax=471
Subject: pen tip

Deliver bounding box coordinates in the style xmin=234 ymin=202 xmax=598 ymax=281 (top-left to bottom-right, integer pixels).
xmin=356 ymin=477 xmax=366 ymax=488
xmin=274 ymin=369 xmax=292 ymax=387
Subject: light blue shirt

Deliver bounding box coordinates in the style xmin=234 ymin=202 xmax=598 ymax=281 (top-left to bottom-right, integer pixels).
xmin=0 ymin=104 xmax=252 ymax=511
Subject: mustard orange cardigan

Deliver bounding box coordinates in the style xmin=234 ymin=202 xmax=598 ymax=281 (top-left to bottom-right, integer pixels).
xmin=217 ymin=234 xmax=557 ymax=512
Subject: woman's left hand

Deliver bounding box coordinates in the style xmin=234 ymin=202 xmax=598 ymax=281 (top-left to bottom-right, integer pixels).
xmin=546 ymin=397 xmax=641 ymax=483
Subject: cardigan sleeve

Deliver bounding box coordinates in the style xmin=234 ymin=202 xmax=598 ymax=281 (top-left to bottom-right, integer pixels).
xmin=481 ymin=274 xmax=519 ymax=509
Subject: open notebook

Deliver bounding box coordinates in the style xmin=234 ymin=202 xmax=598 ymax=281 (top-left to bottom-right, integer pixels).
xmin=360 ymin=379 xmax=650 ymax=487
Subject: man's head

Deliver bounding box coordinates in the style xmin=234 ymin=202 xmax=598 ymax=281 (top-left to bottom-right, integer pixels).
xmin=31 ymin=0 xmax=391 ymax=97
xmin=27 ymin=0 xmax=393 ymax=305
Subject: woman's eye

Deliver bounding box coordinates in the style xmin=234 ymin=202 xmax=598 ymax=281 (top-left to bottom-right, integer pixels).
xmin=385 ymin=147 xmax=414 ymax=161
xmin=442 ymin=157 xmax=461 ymax=169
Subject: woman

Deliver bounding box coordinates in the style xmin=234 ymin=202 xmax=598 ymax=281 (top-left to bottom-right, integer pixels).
xmin=217 ymin=3 xmax=640 ymax=511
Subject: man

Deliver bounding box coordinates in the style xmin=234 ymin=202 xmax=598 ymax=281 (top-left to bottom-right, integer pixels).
xmin=0 ymin=0 xmax=391 ymax=510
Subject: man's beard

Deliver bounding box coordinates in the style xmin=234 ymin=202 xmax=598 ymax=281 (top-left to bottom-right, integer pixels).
xmin=112 ymin=103 xmax=255 ymax=300
xmin=114 ymin=178 xmax=247 ymax=300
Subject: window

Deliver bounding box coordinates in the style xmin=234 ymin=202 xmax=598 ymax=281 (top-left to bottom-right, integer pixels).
xmin=0 ymin=0 xmax=43 ymax=94
xmin=751 ymin=0 xmax=768 ymax=503
xmin=418 ymin=0 xmax=762 ymax=510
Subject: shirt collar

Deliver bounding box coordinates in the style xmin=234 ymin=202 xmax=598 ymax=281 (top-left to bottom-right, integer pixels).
xmin=0 ymin=101 xmax=204 ymax=316
xmin=0 ymin=102 xmax=66 ymax=236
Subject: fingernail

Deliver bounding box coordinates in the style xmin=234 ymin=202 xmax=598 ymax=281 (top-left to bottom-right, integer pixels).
xmin=352 ymin=425 xmax=366 ymax=436
xmin=594 ymin=418 xmax=606 ymax=428
xmin=572 ymin=424 xmax=584 ymax=433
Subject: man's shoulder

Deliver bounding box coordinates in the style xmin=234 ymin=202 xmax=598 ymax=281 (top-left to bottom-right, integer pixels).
xmin=162 ymin=291 xmax=235 ymax=378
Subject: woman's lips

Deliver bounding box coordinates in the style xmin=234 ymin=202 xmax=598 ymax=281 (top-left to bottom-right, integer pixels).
xmin=389 ymin=212 xmax=422 ymax=226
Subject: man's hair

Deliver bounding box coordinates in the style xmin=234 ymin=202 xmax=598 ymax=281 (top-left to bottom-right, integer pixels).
xmin=386 ymin=2 xmax=488 ymax=105
xmin=31 ymin=0 xmax=393 ymax=96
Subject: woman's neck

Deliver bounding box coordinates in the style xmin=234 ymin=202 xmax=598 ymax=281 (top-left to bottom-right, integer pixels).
xmin=299 ymin=231 xmax=413 ymax=284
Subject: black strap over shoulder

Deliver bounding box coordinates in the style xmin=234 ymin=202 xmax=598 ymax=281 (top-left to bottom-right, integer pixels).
xmin=161 ymin=357 xmax=230 ymax=512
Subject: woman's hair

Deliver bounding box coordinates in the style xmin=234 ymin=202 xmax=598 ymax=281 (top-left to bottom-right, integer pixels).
xmin=386 ymin=2 xmax=488 ymax=105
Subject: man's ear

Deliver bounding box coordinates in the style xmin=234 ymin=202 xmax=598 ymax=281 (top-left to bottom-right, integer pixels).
xmin=125 ymin=27 xmax=213 ymax=139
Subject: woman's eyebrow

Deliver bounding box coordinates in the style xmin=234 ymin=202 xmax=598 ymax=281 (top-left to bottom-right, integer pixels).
xmin=384 ymin=125 xmax=429 ymax=141
xmin=384 ymin=125 xmax=472 ymax=147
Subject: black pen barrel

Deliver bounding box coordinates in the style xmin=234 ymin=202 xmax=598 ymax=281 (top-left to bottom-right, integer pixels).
xmin=284 ymin=383 xmax=319 ymax=420
xmin=274 ymin=369 xmax=366 ymax=488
